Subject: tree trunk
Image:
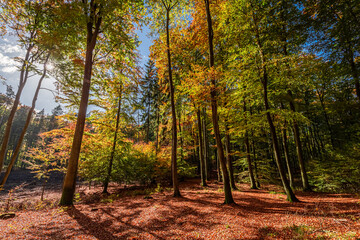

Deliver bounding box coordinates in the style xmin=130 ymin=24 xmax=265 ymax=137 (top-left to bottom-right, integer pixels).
xmin=255 ymin=28 xmax=298 ymax=201
xmin=165 ymin=8 xmax=180 ymax=197
xmin=288 ymin=90 xmax=311 ymax=192
xmin=243 ymin=100 xmax=257 ymax=189
xmin=251 ymin=139 xmax=260 ymax=188
xmin=103 ymin=83 xmax=122 ymax=194
xmin=280 ymin=103 xmax=294 ymax=189
xmin=204 ymin=0 xmax=234 ymax=204
xmin=202 ymin=108 xmax=209 ymax=180
xmin=0 ymin=45 xmax=33 ymax=173
xmin=0 ymin=54 xmax=50 ymax=188
xmin=347 ymin=48 xmax=360 ymax=102
xmin=196 ymin=109 xmax=207 ymax=186
xmin=59 ymin=8 xmax=102 ymax=206
xmin=155 ymin=93 xmax=160 ymax=153
xmin=225 ymin=124 xmax=237 ymax=190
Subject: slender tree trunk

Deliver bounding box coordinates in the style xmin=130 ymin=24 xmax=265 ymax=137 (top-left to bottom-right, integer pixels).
xmin=60 ymin=8 xmax=102 ymax=206
xmin=178 ymin=108 xmax=184 ymax=162
xmin=202 ymin=108 xmax=209 ymax=180
xmin=317 ymin=90 xmax=335 ymax=147
xmin=225 ymin=124 xmax=237 ymax=190
xmin=0 ymin=45 xmax=33 ymax=173
xmin=0 ymin=54 xmax=50 ymax=188
xmin=196 ymin=109 xmax=207 ymax=186
xmin=251 ymin=139 xmax=260 ymax=188
xmin=263 ymin=86 xmax=298 ymax=201
xmin=280 ymin=103 xmax=294 ymax=189
xmin=204 ymin=0 xmax=234 ymax=204
xmin=216 ymin=149 xmax=221 ymax=182
xmin=281 ymin=125 xmax=294 ymax=189
xmin=103 ymin=83 xmax=122 ymax=194
xmin=146 ymin=104 xmax=150 ymax=143
xmin=347 ymin=48 xmax=360 ymax=102
xmin=254 ymin=25 xmax=298 ymax=201
xmin=243 ymin=100 xmax=257 ymax=189
xmin=288 ymin=90 xmax=311 ymax=192
xmin=155 ymin=94 xmax=160 ymax=153
xmin=165 ymin=8 xmax=180 ymax=197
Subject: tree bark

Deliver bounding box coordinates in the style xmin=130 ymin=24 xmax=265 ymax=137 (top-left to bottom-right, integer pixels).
xmin=254 ymin=24 xmax=298 ymax=201
xmin=0 ymin=54 xmax=50 ymax=188
xmin=225 ymin=124 xmax=237 ymax=190
xmin=0 ymin=45 xmax=33 ymax=173
xmin=202 ymin=108 xmax=209 ymax=180
xmin=280 ymin=103 xmax=294 ymax=189
xmin=204 ymin=0 xmax=234 ymax=204
xmin=288 ymin=90 xmax=311 ymax=192
xmin=196 ymin=109 xmax=207 ymax=186
xmin=103 ymin=82 xmax=122 ymax=194
xmin=165 ymin=7 xmax=180 ymax=197
xmin=243 ymin=100 xmax=257 ymax=189
xmin=60 ymin=5 xmax=102 ymax=206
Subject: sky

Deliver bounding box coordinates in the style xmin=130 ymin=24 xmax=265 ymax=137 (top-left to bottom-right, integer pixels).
xmin=0 ymin=26 xmax=152 ymax=114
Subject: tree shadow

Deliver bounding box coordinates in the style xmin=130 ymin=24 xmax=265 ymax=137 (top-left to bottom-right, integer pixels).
xmin=66 ymin=206 xmax=118 ymax=240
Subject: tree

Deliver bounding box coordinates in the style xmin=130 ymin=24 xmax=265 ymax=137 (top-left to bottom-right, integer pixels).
xmin=0 ymin=54 xmax=51 ymax=188
xmin=140 ymin=59 xmax=160 ymax=144
xmin=204 ymin=0 xmax=234 ymax=204
xmin=0 ymin=0 xmax=49 ymax=173
xmin=60 ymin=0 xmax=143 ymax=205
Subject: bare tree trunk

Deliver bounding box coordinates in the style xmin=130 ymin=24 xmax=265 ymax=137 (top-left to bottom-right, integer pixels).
xmin=0 ymin=54 xmax=50 ymax=188
xmin=225 ymin=124 xmax=237 ymax=190
xmin=103 ymin=82 xmax=122 ymax=194
xmin=280 ymin=103 xmax=294 ymax=189
xmin=164 ymin=7 xmax=180 ymax=197
xmin=204 ymin=0 xmax=234 ymax=204
xmin=251 ymin=139 xmax=260 ymax=188
xmin=243 ymin=100 xmax=257 ymax=189
xmin=253 ymin=20 xmax=298 ymax=201
xmin=0 ymin=45 xmax=33 ymax=173
xmin=60 ymin=6 xmax=102 ymax=206
xmin=196 ymin=109 xmax=207 ymax=186
xmin=202 ymin=109 xmax=209 ymax=180
xmin=288 ymin=90 xmax=311 ymax=192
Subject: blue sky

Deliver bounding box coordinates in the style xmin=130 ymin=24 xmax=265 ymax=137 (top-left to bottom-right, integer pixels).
xmin=0 ymin=26 xmax=152 ymax=114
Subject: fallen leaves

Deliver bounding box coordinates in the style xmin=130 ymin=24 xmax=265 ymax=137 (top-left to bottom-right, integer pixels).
xmin=0 ymin=179 xmax=359 ymax=239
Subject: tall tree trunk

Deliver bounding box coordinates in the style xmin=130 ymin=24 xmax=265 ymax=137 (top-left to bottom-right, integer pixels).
xmin=103 ymin=83 xmax=122 ymax=194
xmin=165 ymin=8 xmax=180 ymax=197
xmin=178 ymin=107 xmax=184 ymax=162
xmin=288 ymin=90 xmax=311 ymax=192
xmin=0 ymin=45 xmax=33 ymax=173
xmin=317 ymin=89 xmax=335 ymax=147
xmin=196 ymin=109 xmax=207 ymax=186
xmin=59 ymin=7 xmax=102 ymax=206
xmin=146 ymin=104 xmax=150 ymax=143
xmin=225 ymin=124 xmax=237 ymax=190
xmin=347 ymin=48 xmax=360 ymax=102
xmin=243 ymin=100 xmax=257 ymax=189
xmin=254 ymin=23 xmax=298 ymax=201
xmin=251 ymin=139 xmax=260 ymax=188
xmin=202 ymin=108 xmax=209 ymax=180
xmin=280 ymin=103 xmax=294 ymax=189
xmin=204 ymin=0 xmax=234 ymax=204
xmin=155 ymin=94 xmax=160 ymax=153
xmin=281 ymin=125 xmax=294 ymax=189
xmin=1 ymin=54 xmax=50 ymax=188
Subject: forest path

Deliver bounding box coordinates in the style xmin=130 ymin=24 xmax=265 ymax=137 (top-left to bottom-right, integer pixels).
xmin=0 ymin=178 xmax=359 ymax=239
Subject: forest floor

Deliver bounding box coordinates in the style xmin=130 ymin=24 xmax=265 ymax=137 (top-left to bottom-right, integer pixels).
xmin=0 ymin=171 xmax=359 ymax=239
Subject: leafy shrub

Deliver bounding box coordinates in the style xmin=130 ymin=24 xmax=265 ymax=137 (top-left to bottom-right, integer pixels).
xmin=308 ymin=144 xmax=360 ymax=193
